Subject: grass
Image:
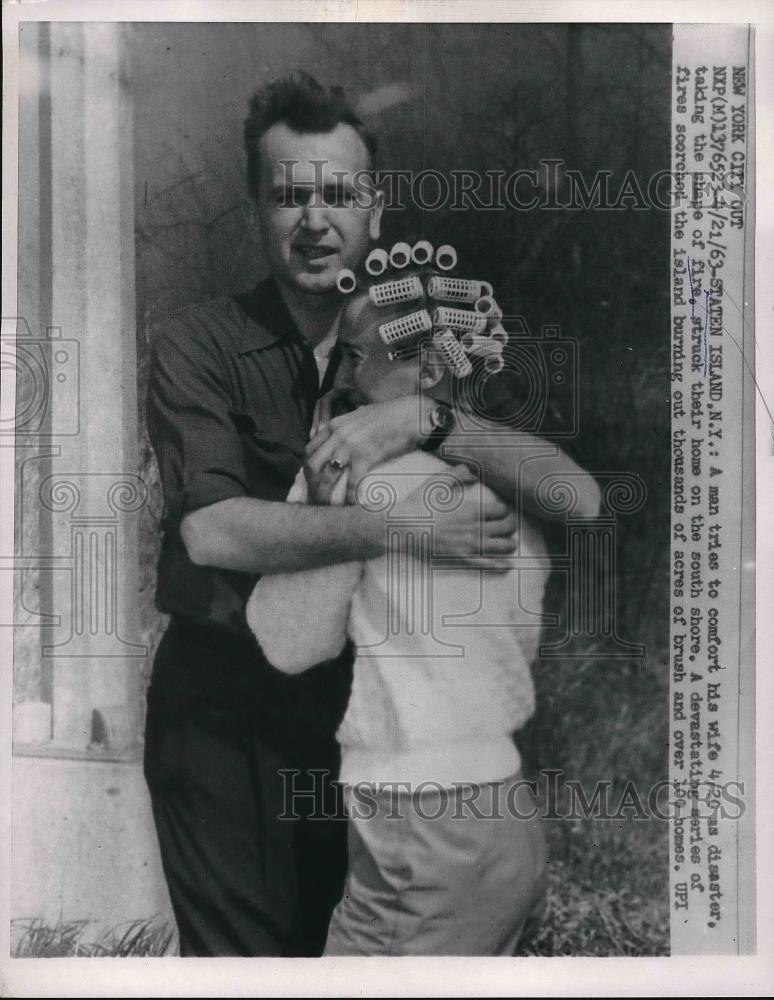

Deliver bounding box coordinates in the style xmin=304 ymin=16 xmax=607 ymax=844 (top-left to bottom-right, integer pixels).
xmin=11 ymin=917 xmax=177 ymax=958
xmin=520 ymin=858 xmax=668 ymax=957
xmin=517 ymin=807 xmax=669 ymax=956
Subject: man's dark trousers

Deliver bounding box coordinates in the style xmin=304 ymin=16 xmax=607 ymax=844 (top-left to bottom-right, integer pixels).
xmin=144 ymin=617 xmax=352 ymax=957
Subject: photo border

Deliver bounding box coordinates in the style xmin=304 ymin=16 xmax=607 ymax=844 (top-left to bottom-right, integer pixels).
xmin=1 ymin=1 xmax=772 ymax=995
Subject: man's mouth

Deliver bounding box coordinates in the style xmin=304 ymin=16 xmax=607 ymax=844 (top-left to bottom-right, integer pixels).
xmin=294 ymin=244 xmax=338 ymax=261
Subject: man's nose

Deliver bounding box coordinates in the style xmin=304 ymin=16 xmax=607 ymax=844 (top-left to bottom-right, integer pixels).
xmin=300 ymin=195 xmax=330 ymax=232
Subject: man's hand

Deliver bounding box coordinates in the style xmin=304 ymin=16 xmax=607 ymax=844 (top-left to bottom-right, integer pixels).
xmin=306 ymin=461 xmax=349 ymax=506
xmin=360 ymin=463 xmax=519 ymax=570
xmin=306 ymin=394 xmax=434 ymax=503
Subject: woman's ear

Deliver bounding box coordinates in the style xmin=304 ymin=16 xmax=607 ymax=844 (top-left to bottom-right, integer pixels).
xmin=418 ymin=349 xmax=446 ymax=391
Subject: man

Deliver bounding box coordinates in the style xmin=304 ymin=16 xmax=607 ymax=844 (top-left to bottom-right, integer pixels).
xmin=145 ymin=72 xmax=599 ymax=957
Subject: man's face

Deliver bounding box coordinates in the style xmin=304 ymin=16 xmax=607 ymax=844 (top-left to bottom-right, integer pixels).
xmin=336 ymin=297 xmax=421 ymax=404
xmin=253 ymin=122 xmax=383 ymax=296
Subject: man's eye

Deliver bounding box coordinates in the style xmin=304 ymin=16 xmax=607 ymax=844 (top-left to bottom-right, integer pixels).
xmin=322 ymin=187 xmax=353 ymax=207
xmin=275 ymin=189 xmax=310 ymax=208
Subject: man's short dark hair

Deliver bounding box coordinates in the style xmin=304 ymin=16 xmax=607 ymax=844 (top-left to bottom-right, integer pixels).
xmin=244 ymin=72 xmax=378 ymax=199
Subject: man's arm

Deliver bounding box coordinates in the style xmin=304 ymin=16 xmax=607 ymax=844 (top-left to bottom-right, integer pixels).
xmin=306 ymin=394 xmax=601 ymax=523
xmin=181 ymin=497 xmax=382 ymax=573
xmin=245 ymin=475 xmax=362 ymax=672
xmin=181 ymin=466 xmax=519 ymax=574
xmin=441 ymin=423 xmax=601 ymax=522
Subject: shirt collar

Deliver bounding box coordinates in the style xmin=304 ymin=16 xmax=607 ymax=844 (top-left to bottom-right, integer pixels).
xmin=313 ymin=314 xmax=340 ymax=360
xmin=234 ymin=276 xmax=299 ymax=354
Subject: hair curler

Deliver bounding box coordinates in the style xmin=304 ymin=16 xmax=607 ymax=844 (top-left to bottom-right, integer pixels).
xmin=433 ymin=329 xmax=473 ymax=378
xmin=473 ymin=295 xmax=503 ymax=322
xmin=336 ymin=269 xmax=357 ymax=294
xmin=378 ymin=309 xmax=433 ymax=345
xmin=428 ymin=276 xmax=493 ymax=304
xmin=389 ymin=242 xmax=412 ymax=269
xmin=474 ymin=297 xmax=508 ymax=343
xmin=488 ymin=323 xmax=509 ymax=344
xmin=434 ymin=245 xmax=458 ymax=271
xmin=411 ymin=240 xmax=434 ymax=266
xmin=432 ymin=305 xmax=487 ymax=335
xmin=369 ymin=275 xmax=423 ymax=308
xmin=460 ymin=333 xmax=504 ymax=358
xmin=484 ymin=352 xmax=505 ymax=375
xmin=365 ymin=248 xmax=389 ymax=276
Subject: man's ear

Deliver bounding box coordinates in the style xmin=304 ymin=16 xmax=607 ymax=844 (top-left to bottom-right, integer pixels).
xmin=418 ymin=349 xmax=446 ymax=391
xmin=369 ymin=188 xmax=386 ymax=241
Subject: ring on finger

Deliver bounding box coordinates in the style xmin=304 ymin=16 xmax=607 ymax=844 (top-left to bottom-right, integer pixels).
xmin=327 ymin=457 xmax=350 ymax=472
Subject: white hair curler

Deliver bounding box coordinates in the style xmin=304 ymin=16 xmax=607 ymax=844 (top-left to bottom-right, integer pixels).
xmin=365 ymin=248 xmax=389 ymax=276
xmin=336 ymin=269 xmax=357 ymax=294
xmin=473 ymin=295 xmax=503 ymax=323
xmin=369 ymin=275 xmax=423 ymax=308
xmin=389 ymin=242 xmax=412 ymax=269
xmin=411 ymin=240 xmax=434 ymax=265
xmin=474 ymin=298 xmax=507 ymax=342
xmin=433 ymin=329 xmax=473 ymax=378
xmin=378 ymin=309 xmax=433 ymax=345
xmin=434 ymin=245 xmax=458 ymax=271
xmin=460 ymin=334 xmax=504 ymax=358
xmin=427 ymin=277 xmax=493 ymax=304
xmin=432 ymin=305 xmax=487 ymax=335
xmin=484 ymin=352 xmax=505 ymax=374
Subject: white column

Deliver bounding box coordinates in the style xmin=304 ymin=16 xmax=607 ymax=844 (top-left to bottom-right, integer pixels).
xmin=42 ymin=22 xmax=144 ymax=752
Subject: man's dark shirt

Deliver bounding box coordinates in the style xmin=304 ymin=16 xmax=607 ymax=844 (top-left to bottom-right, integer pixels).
xmin=146 ymin=276 xmax=341 ymax=638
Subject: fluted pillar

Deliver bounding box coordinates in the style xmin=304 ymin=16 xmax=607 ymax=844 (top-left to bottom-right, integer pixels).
xmin=14 ymin=21 xmax=145 ymax=756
